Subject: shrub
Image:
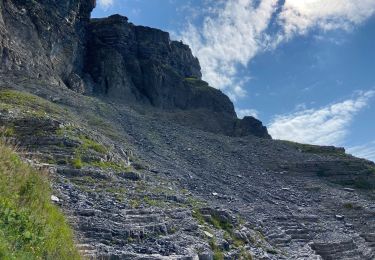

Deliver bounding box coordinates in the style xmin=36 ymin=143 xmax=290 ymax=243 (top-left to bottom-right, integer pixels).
xmin=72 ymin=156 xmax=83 ymax=169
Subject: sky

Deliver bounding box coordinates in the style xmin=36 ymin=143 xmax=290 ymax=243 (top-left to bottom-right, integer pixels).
xmin=93 ymin=0 xmax=375 ymax=162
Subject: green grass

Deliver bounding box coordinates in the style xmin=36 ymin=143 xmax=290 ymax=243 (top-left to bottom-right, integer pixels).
xmin=72 ymin=156 xmax=83 ymax=169
xmin=209 ymin=239 xmax=224 ymax=260
xmin=0 ymin=127 xmax=15 ymax=138
xmin=91 ymin=161 xmax=132 ymax=172
xmin=184 ymin=77 xmax=199 ymax=82
xmin=0 ymin=90 xmax=67 ymax=118
xmin=79 ymin=135 xmax=107 ymax=154
xmin=184 ymin=77 xmax=214 ymax=92
xmin=192 ymin=209 xmax=206 ymax=225
xmin=0 ymin=142 xmax=80 ymax=259
xmin=209 ymin=215 xmax=233 ymax=233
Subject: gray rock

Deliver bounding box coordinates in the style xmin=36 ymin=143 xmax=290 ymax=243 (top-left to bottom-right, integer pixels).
xmin=118 ymin=171 xmax=143 ymax=181
xmin=198 ymin=253 xmax=213 ymax=260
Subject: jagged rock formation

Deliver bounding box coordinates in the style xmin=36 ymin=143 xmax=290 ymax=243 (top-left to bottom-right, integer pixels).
xmin=0 ymin=1 xmax=374 ymax=260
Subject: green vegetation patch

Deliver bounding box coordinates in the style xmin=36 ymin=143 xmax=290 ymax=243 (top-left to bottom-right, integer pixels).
xmin=0 ymin=126 xmax=16 ymax=138
xmin=184 ymin=77 xmax=214 ymax=93
xmin=0 ymin=90 xmax=67 ymax=118
xmin=91 ymin=161 xmax=132 ymax=172
xmin=209 ymin=214 xmax=233 ymax=233
xmin=209 ymin=239 xmax=224 ymax=260
xmin=79 ymin=135 xmax=107 ymax=154
xmin=0 ymin=142 xmax=80 ymax=259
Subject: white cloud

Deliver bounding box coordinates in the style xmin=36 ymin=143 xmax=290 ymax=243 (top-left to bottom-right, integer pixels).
xmin=279 ymin=0 xmax=375 ymax=38
xmin=236 ymin=108 xmax=259 ymax=119
xmin=348 ymin=142 xmax=375 ymax=162
xmin=180 ymin=0 xmax=279 ymax=100
xmin=97 ymin=0 xmax=114 ymax=9
xmin=180 ymin=0 xmax=375 ymax=100
xmin=268 ymin=90 xmax=375 ymax=146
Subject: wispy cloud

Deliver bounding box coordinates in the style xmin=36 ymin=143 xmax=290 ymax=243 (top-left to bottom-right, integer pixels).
xmin=348 ymin=141 xmax=375 ymax=162
xmin=268 ymin=90 xmax=375 ymax=146
xmin=180 ymin=0 xmax=375 ymax=100
xmin=97 ymin=0 xmax=114 ymax=10
xmin=180 ymin=0 xmax=279 ymax=100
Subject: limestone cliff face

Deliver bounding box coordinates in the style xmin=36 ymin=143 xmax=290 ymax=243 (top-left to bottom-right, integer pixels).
xmin=0 ymin=1 xmax=270 ymax=139
xmin=84 ymin=14 xmax=270 ymax=138
xmin=85 ymin=15 xmax=209 ymax=109
xmin=0 ymin=0 xmax=95 ymax=89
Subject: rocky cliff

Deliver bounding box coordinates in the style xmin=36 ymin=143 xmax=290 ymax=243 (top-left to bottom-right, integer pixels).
xmin=1 ymin=1 xmax=374 ymax=260
xmin=0 ymin=0 xmax=95 ymax=89
xmin=84 ymin=14 xmax=269 ymax=138
xmin=0 ymin=1 xmax=270 ymax=138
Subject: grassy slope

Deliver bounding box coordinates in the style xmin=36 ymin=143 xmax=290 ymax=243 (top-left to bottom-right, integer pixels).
xmin=0 ymin=141 xmax=80 ymax=260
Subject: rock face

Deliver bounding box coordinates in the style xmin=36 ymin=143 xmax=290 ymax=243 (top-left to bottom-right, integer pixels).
xmin=0 ymin=1 xmax=270 ymax=138
xmin=0 ymin=0 xmax=95 ymax=89
xmin=85 ymin=15 xmax=234 ymax=114
xmin=84 ymin=14 xmax=270 ymax=137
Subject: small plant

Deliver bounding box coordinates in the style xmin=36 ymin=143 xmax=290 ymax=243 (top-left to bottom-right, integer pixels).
xmin=209 ymin=239 xmax=224 ymax=260
xmin=143 ymin=196 xmax=160 ymax=207
xmin=239 ymin=248 xmax=254 ymax=260
xmin=72 ymin=156 xmax=83 ymax=169
xmin=192 ymin=209 xmax=206 ymax=225
xmin=0 ymin=126 xmax=15 ymax=137
xmin=129 ymin=199 xmax=140 ymax=209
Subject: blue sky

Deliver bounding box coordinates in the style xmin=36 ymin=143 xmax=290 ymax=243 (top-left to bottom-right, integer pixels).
xmin=93 ymin=0 xmax=375 ymax=162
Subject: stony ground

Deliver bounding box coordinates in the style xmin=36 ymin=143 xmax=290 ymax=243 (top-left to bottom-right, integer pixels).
xmin=0 ymin=78 xmax=374 ymax=259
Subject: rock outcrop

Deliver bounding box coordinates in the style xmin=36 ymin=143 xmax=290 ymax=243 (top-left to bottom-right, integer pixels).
xmin=233 ymin=116 xmax=272 ymax=139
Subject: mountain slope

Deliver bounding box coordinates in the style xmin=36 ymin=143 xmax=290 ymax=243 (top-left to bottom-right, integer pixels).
xmin=0 ymin=1 xmax=375 ymax=260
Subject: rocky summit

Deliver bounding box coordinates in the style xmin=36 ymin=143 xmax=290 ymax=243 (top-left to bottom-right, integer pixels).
xmin=0 ymin=1 xmax=374 ymax=260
